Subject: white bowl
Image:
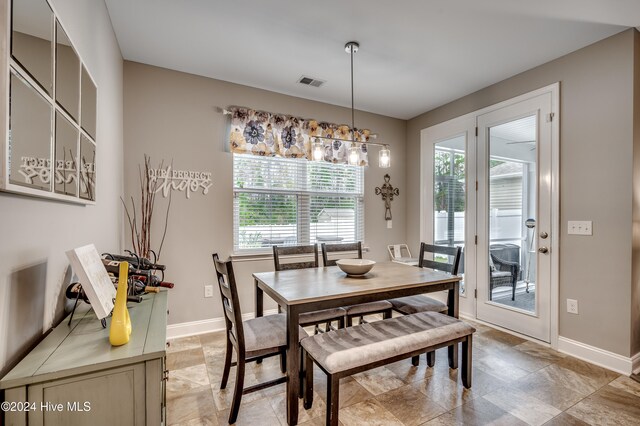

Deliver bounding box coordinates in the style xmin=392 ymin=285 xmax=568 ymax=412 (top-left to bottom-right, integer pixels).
xmin=335 ymin=259 xmax=376 ymax=276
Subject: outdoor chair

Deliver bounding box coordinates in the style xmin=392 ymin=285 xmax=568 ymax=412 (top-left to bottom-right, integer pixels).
xmin=490 ymin=253 xmax=520 ymax=301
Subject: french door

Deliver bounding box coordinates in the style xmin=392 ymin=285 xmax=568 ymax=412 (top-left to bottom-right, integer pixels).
xmin=421 ymin=84 xmax=559 ymax=344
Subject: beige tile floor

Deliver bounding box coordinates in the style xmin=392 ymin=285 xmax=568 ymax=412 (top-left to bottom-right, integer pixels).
xmin=165 ymin=318 xmax=640 ymax=426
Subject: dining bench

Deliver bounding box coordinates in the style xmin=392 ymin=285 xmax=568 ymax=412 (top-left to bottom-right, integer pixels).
xmin=300 ymin=311 xmax=475 ymax=425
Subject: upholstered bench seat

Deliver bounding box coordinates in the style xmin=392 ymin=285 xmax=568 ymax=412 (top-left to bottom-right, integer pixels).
xmin=389 ymin=294 xmax=448 ymax=315
xmin=300 ymin=312 xmax=475 ymax=425
xmin=301 ymin=311 xmax=474 ymax=374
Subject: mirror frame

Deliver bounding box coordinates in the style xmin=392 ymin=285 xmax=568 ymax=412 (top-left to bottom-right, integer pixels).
xmin=0 ymin=0 xmax=97 ymax=204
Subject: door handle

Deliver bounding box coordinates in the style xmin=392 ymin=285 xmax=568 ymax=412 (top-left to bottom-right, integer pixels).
xmin=538 ymin=247 xmax=549 ymax=254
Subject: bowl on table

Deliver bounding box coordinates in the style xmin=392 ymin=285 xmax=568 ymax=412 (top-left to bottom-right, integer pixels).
xmin=335 ymin=259 xmax=376 ymax=277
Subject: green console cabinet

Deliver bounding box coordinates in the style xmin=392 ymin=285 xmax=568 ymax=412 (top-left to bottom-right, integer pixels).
xmin=1 ymin=291 xmax=168 ymax=426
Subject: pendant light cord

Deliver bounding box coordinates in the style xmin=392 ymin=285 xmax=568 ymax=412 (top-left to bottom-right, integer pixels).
xmin=351 ymin=45 xmax=355 ymax=130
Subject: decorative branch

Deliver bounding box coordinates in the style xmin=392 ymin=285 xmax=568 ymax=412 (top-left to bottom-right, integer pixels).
xmin=122 ymin=155 xmax=171 ymax=260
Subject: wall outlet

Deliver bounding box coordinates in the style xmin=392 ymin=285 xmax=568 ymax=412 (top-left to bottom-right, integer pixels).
xmin=567 ymin=298 xmax=578 ymax=314
xmin=568 ymin=220 xmax=592 ymax=235
xmin=204 ymin=285 xmax=214 ymax=298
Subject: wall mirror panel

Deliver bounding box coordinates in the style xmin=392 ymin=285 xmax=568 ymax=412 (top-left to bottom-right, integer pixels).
xmin=1 ymin=0 xmax=98 ymax=203
xmin=55 ymin=21 xmax=79 ymax=121
xmin=11 ymin=0 xmax=53 ymax=95
xmin=9 ymin=71 xmax=53 ymax=191
xmin=79 ymin=134 xmax=95 ymax=201
xmin=81 ymin=66 xmax=96 ymax=139
xmin=55 ymin=111 xmax=78 ymax=196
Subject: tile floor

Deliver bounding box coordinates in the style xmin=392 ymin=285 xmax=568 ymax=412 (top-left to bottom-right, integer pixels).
xmin=165 ymin=318 xmax=640 ymax=426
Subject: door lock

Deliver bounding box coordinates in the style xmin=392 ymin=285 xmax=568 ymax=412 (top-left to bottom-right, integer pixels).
xmin=540 ymin=231 xmax=548 ymax=239
xmin=538 ymin=247 xmax=549 ymax=254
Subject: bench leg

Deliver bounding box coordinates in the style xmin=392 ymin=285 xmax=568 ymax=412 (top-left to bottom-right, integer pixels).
xmin=327 ymin=375 xmax=340 ymax=426
xmin=303 ymin=351 xmax=314 ymax=409
xmin=411 ymin=355 xmax=420 ymax=366
xmin=426 ymin=351 xmax=436 ymax=367
xmin=382 ymin=308 xmax=392 ymax=319
xmin=448 ymin=343 xmax=458 ymax=369
xmin=462 ymin=335 xmax=472 ymax=388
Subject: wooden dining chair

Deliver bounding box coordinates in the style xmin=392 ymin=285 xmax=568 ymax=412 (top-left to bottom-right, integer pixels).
xmin=321 ymin=242 xmax=393 ymax=326
xmin=273 ymin=245 xmax=346 ymax=333
xmin=213 ymin=253 xmax=295 ymax=424
xmin=388 ymin=243 xmax=462 ymax=366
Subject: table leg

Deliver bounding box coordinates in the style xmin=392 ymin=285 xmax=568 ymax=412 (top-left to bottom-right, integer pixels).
xmin=286 ymin=306 xmax=300 ymax=425
xmin=447 ymin=282 xmax=459 ymax=369
xmin=255 ymin=278 xmax=263 ymax=318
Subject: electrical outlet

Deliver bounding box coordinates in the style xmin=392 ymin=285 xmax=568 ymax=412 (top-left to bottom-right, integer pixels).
xmin=568 ymin=221 xmax=592 ymax=235
xmin=204 ymin=285 xmax=214 ymax=298
xmin=567 ymin=298 xmax=578 ymax=314
xmin=387 ymin=220 xmax=392 ymax=229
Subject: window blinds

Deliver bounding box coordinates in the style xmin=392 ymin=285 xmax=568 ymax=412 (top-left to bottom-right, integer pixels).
xmin=233 ymin=154 xmax=364 ymax=251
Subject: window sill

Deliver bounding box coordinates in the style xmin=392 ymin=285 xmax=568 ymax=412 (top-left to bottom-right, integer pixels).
xmin=230 ymin=246 xmax=370 ymax=262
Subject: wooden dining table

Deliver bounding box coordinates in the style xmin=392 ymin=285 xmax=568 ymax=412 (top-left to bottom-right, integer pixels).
xmin=253 ymin=261 xmax=462 ymax=425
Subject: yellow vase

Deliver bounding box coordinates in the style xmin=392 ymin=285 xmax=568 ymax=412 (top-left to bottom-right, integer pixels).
xmin=109 ymin=261 xmax=132 ymax=346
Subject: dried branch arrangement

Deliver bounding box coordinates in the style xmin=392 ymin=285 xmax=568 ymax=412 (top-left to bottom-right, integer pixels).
xmin=122 ymin=155 xmax=172 ymax=260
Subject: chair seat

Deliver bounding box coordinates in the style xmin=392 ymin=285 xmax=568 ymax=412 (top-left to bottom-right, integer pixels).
xmin=389 ymin=295 xmax=448 ymax=315
xmin=345 ymin=300 xmax=393 ymax=316
xmin=299 ymin=307 xmax=346 ymax=326
xmin=491 ymin=271 xmax=512 ymax=279
xmin=301 ymin=312 xmax=475 ymax=374
xmin=241 ymin=313 xmax=307 ymax=357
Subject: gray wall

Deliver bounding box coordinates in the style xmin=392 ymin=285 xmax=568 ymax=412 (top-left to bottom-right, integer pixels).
xmin=407 ymin=29 xmax=636 ymax=357
xmin=123 ymin=61 xmax=407 ymax=325
xmin=632 ymin=30 xmax=640 ymax=356
xmin=0 ymin=0 xmax=123 ymax=376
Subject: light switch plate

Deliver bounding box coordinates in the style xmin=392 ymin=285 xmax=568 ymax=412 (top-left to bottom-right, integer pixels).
xmin=568 ymin=220 xmax=592 ymax=235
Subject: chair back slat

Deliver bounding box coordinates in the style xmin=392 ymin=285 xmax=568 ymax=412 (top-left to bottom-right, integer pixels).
xmin=212 ymin=253 xmax=245 ymax=351
xmin=418 ymin=243 xmax=462 ymax=275
xmin=321 ymin=242 xmax=363 ymax=267
xmin=273 ymin=245 xmax=319 ymax=271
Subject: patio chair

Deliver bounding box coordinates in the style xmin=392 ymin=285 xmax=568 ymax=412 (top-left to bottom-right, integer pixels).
xmin=490 ymin=253 xmax=520 ymax=301
xmin=388 ymin=242 xmax=461 ymax=366
xmin=212 ymin=253 xmax=305 ymax=424
xmin=321 ymin=242 xmax=393 ymax=326
xmin=273 ymin=245 xmax=346 ymax=333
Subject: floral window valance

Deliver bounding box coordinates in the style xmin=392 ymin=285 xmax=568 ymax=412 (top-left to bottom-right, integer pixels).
xmin=226 ymin=106 xmax=373 ymax=166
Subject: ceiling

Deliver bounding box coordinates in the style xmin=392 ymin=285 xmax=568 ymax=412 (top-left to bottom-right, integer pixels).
xmin=104 ymin=0 xmax=640 ymax=119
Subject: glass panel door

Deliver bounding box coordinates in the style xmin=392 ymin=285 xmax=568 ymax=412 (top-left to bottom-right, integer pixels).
xmin=476 ymin=92 xmax=553 ymax=343
xmin=434 ymin=136 xmax=467 ymax=294
xmin=488 ymin=115 xmax=536 ymax=311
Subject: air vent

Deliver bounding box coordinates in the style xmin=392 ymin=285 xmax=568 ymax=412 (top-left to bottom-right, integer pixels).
xmin=298 ymin=76 xmax=325 ymax=88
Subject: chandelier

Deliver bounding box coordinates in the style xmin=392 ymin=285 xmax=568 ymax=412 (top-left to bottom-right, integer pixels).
xmin=311 ymin=41 xmax=391 ymax=168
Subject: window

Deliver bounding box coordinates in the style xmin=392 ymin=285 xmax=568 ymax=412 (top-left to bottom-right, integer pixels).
xmin=233 ymin=154 xmax=364 ymax=251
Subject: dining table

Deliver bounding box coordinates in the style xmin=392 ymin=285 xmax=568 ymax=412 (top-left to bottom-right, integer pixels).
xmin=253 ymin=260 xmax=462 ymax=425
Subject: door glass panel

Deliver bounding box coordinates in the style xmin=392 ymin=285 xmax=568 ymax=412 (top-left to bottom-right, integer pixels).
xmin=487 ymin=115 xmax=536 ymax=312
xmin=434 ymin=135 xmax=466 ymax=294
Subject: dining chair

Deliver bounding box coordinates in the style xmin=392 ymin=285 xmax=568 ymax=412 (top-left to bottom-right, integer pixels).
xmin=213 ymin=253 xmax=300 ymax=424
xmin=321 ymin=242 xmax=393 ymax=326
xmin=273 ymin=245 xmax=346 ymax=333
xmin=388 ymin=242 xmax=462 ymax=366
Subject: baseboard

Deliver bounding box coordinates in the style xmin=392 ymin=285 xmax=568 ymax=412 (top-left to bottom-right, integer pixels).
xmin=166 ymin=309 xmax=279 ymax=340
xmin=632 ymin=351 xmax=640 ymax=375
xmin=557 ymin=336 xmax=634 ymax=375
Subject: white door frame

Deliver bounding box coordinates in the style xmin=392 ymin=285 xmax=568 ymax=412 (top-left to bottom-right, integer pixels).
xmin=420 ymin=83 xmax=560 ymax=348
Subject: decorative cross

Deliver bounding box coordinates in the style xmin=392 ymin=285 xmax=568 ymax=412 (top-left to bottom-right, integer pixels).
xmin=375 ymin=174 xmax=399 ymax=221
